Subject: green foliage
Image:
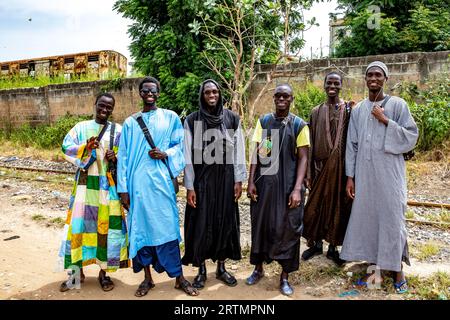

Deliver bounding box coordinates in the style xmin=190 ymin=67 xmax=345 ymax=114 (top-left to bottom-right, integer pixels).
xmin=1 ymin=114 xmax=92 ymax=149
xmin=0 ymin=72 xmax=126 ymax=91
xmin=334 ymin=10 xmax=399 ymax=57
xmin=399 ymin=77 xmax=450 ymax=151
xmin=408 ymin=272 xmax=450 ymax=300
xmin=292 ymin=82 xmax=327 ymax=120
xmin=400 ymin=5 xmax=450 ymax=52
xmin=100 ymin=77 xmax=124 ymax=93
xmin=114 ymin=0 xmax=317 ymax=118
xmin=333 ymin=0 xmax=450 ymax=57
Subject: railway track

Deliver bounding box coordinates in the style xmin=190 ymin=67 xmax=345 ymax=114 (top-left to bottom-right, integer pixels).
xmin=1 ymin=163 xmax=449 ymax=211
xmin=0 ymin=164 xmax=75 ymax=175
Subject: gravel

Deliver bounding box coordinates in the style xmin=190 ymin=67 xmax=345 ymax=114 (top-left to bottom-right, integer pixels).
xmin=1 ymin=155 xmax=449 ymax=264
xmin=0 ymin=156 xmax=76 ymax=173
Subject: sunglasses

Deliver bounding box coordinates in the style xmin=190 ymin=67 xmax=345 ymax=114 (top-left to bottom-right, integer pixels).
xmin=140 ymin=88 xmax=158 ymax=95
xmin=274 ymin=93 xmax=291 ymax=99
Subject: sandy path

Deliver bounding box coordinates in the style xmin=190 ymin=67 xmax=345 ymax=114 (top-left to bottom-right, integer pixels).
xmin=0 ymin=177 xmax=449 ymax=300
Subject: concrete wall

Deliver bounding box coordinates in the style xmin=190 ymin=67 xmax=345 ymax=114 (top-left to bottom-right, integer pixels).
xmin=250 ymin=50 xmax=450 ymax=115
xmin=0 ymin=51 xmax=448 ymax=130
xmin=0 ymin=78 xmax=142 ymax=130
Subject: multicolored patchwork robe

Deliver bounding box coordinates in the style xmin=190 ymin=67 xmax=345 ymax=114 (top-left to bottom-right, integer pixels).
xmin=57 ymin=120 xmax=129 ymax=272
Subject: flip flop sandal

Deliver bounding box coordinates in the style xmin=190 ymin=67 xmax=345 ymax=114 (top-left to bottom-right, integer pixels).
xmin=354 ymin=278 xmax=368 ymax=287
xmin=394 ymin=280 xmax=408 ymax=294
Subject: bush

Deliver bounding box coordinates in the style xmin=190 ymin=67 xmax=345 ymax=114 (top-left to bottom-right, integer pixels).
xmin=292 ymin=82 xmax=327 ymax=122
xmin=399 ymin=78 xmax=450 ymax=151
xmin=2 ymin=114 xmax=92 ymax=149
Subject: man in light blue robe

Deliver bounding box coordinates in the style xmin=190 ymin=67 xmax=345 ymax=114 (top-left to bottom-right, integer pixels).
xmin=117 ymin=77 xmax=199 ymax=297
xmin=341 ymin=61 xmax=418 ymax=294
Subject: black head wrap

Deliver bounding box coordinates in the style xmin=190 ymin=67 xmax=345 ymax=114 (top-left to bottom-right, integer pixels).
xmin=199 ymin=79 xmax=224 ymax=128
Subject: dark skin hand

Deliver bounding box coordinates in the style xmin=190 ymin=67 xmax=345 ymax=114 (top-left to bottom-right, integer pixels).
xmin=148 ymin=147 xmax=167 ymax=160
xmin=288 ymin=146 xmax=308 ymax=209
xmin=86 ymin=136 xmax=99 ymax=151
xmin=119 ymin=192 xmax=130 ymax=211
xmin=371 ymin=105 xmax=389 ymax=126
xmin=346 ymin=177 xmax=355 ymax=199
xmin=105 ymin=150 xmax=117 ymax=162
xmin=247 ymin=149 xmax=258 ymax=202
xmin=187 ymin=189 xmax=196 ymax=208
xmin=234 ymin=181 xmax=243 ymax=202
xmin=188 ymin=182 xmax=242 ymax=208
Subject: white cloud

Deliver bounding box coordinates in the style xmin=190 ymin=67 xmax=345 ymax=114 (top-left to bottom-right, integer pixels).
xmin=0 ymin=0 xmax=133 ymax=64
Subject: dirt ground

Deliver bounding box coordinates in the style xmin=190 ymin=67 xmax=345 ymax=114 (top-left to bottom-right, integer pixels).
xmin=0 ymin=163 xmax=449 ymax=300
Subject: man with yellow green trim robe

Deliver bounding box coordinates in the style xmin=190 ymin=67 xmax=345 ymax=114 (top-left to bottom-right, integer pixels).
xmin=57 ymin=93 xmax=129 ymax=293
xmin=246 ymin=83 xmax=310 ymax=296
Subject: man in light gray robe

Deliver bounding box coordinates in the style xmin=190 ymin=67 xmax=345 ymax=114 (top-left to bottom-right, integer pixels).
xmin=340 ymin=61 xmax=418 ymax=293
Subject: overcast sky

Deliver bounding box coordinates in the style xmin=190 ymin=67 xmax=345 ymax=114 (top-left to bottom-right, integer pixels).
xmin=0 ymin=0 xmax=338 ymax=66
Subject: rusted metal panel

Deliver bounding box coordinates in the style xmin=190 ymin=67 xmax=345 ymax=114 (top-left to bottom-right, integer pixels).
xmin=35 ymin=60 xmax=50 ymax=77
xmin=74 ymin=55 xmax=87 ymax=76
xmin=0 ymin=50 xmax=127 ymax=79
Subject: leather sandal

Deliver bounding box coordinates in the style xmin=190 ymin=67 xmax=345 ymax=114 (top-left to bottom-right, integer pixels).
xmin=246 ymin=270 xmax=264 ymax=285
xmin=98 ymin=275 xmax=114 ymax=292
xmin=216 ymin=271 xmax=237 ymax=287
xmin=192 ymin=274 xmax=207 ymax=289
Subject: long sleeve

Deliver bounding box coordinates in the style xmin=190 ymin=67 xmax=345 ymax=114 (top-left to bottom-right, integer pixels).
xmin=307 ymin=113 xmax=314 ymax=181
xmin=233 ymin=121 xmax=247 ymax=183
xmin=345 ymin=109 xmax=359 ymax=178
xmin=116 ymin=120 xmax=129 ymax=193
xmin=164 ymin=113 xmax=185 ymax=178
xmin=384 ymin=100 xmax=418 ymax=155
xmin=183 ymin=120 xmax=195 ymax=190
xmin=62 ymin=123 xmax=96 ymax=170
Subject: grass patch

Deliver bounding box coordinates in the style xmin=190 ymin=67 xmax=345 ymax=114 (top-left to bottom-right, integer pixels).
xmin=423 ymin=209 xmax=450 ymax=224
xmin=0 ymin=141 xmax=60 ymax=161
xmin=31 ymin=214 xmax=46 ymax=221
xmin=411 ymin=241 xmax=441 ymax=261
xmin=439 ymin=209 xmax=450 ymax=223
xmin=407 ymin=272 xmax=450 ymax=300
xmin=405 ymin=210 xmax=415 ymax=219
xmin=290 ymin=262 xmax=346 ymax=285
xmin=48 ymin=217 xmax=65 ymax=228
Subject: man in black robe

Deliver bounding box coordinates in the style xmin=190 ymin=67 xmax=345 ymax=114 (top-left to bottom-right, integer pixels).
xmin=246 ymin=83 xmax=309 ymax=296
xmin=182 ymin=79 xmax=247 ymax=289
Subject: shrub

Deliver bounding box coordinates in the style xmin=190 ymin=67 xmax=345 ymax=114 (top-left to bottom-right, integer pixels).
xmin=399 ymin=77 xmax=450 ymax=151
xmin=292 ymin=82 xmax=327 ymax=121
xmin=1 ymin=114 xmax=92 ymax=149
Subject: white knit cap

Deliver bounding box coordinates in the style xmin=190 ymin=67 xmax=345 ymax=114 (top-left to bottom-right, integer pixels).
xmin=366 ymin=61 xmax=389 ymax=77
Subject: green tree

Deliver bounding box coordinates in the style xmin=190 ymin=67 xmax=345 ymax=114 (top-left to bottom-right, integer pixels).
xmin=332 ymin=0 xmax=450 ymax=57
xmin=334 ymin=9 xmax=398 ymax=57
xmin=114 ymin=0 xmax=317 ymax=120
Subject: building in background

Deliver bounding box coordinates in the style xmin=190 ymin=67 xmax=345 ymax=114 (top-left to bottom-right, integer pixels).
xmin=0 ymin=50 xmax=127 ymax=80
xmin=329 ymin=18 xmax=346 ymax=56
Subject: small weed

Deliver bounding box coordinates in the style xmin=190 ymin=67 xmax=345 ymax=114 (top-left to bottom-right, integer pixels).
xmin=31 ymin=214 xmax=46 ymax=221
xmin=405 ymin=210 xmax=415 ymax=219
xmin=408 ymin=272 xmax=450 ymax=300
xmin=290 ymin=262 xmax=346 ymax=285
xmin=411 ymin=241 xmax=441 ymax=261
xmin=48 ymin=217 xmax=65 ymax=228
xmin=439 ymin=209 xmax=450 ymax=223
xmin=179 ymin=241 xmax=185 ymax=255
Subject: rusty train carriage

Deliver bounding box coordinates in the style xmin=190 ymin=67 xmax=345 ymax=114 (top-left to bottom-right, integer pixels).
xmin=0 ymin=50 xmax=127 ymax=79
